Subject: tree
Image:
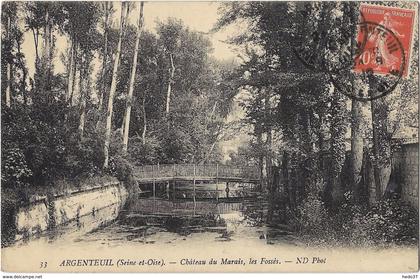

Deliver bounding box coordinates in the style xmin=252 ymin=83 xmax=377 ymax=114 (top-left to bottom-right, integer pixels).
xmin=215 ymin=2 xmax=357 ymax=202
xmin=61 ymin=2 xmax=101 ymax=136
xmin=103 ymin=2 xmax=128 ymax=168
xmin=157 ymin=19 xmax=182 ymax=116
xmin=3 ymin=3 xmax=12 ymax=107
xmin=2 ymin=2 xmax=26 ymax=107
xmin=122 ymin=2 xmax=144 ymax=153
xmin=97 ymin=1 xmax=113 ymax=111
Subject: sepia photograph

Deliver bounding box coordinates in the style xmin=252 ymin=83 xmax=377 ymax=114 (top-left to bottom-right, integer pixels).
xmin=1 ymin=0 xmax=418 ymax=273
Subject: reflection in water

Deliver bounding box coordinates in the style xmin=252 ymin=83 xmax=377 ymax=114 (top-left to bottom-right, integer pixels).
xmin=13 ymin=193 xmax=127 ymax=247
xmin=10 ymin=182 xmax=297 ymax=248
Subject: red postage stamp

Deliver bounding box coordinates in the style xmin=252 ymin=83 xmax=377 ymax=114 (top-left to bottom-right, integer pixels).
xmin=354 ymin=4 xmax=416 ymax=77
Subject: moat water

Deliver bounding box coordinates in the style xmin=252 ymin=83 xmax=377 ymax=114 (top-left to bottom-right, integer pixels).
xmin=3 ymin=182 xmax=418 ymax=272
xmin=8 ymin=182 xmax=298 ymax=249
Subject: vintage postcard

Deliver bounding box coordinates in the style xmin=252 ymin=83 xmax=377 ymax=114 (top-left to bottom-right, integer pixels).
xmin=1 ymin=0 xmax=418 ymax=273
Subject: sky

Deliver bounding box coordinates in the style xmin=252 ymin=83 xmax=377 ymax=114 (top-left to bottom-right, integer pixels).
xmin=21 ymin=1 xmax=238 ymax=77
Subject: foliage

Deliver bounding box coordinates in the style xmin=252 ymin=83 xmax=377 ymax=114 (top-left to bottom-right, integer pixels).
xmin=289 ymin=191 xmax=419 ymax=247
xmin=1 ymin=147 xmax=32 ymax=188
xmin=127 ymin=136 xmax=161 ymax=166
xmin=2 ymin=3 xmax=238 ymax=202
xmin=353 ymin=198 xmax=419 ymax=245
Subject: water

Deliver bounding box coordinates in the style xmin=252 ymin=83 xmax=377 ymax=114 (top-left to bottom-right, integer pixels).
xmin=9 ymin=182 xmax=297 ymax=248
xmin=77 ymin=182 xmax=296 ymax=246
xmin=3 ymin=182 xmax=418 ymax=272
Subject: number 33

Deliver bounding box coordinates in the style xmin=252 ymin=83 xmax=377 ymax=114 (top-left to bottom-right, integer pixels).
xmin=40 ymin=261 xmax=48 ymax=268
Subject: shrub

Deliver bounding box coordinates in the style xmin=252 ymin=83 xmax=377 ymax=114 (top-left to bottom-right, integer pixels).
xmin=290 ymin=190 xmax=419 ymax=247
xmin=1 ymin=188 xmax=19 ymax=247
xmin=357 ymin=198 xmax=418 ymax=245
xmin=127 ymin=135 xmax=161 ymax=165
xmin=109 ymin=155 xmax=133 ymax=181
xmin=1 ymin=147 xmax=32 ymax=188
xmin=289 ymin=192 xmax=342 ymax=245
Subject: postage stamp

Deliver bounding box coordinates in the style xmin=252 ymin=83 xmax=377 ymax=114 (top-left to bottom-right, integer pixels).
xmin=354 ymin=4 xmax=416 ymax=77
xmin=1 ymin=1 xmax=418 ymax=276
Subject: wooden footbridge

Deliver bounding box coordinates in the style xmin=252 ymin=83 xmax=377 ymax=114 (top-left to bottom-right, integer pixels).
xmin=133 ymin=164 xmax=260 ymax=184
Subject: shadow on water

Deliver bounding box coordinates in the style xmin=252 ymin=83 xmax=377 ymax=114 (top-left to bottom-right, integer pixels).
xmin=11 ymin=182 xmax=298 ymax=247
xmin=82 ymin=182 xmax=297 ymax=245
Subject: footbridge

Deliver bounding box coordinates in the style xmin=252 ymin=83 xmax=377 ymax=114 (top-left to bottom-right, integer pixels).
xmin=133 ymin=164 xmax=260 ymax=184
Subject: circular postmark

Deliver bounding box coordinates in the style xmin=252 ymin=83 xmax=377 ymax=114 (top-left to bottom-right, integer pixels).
xmin=291 ymin=7 xmax=367 ymax=73
xmin=328 ymin=21 xmax=405 ymax=101
xmin=291 ymin=6 xmax=407 ymax=101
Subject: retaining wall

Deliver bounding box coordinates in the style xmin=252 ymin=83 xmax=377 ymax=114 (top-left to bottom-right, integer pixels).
xmin=14 ymin=181 xmax=127 ymax=241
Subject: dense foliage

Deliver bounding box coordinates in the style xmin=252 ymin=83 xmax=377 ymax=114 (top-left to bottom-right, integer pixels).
xmin=217 ymin=1 xmax=418 ymax=245
xmin=1 ymin=2 xmax=236 ymax=199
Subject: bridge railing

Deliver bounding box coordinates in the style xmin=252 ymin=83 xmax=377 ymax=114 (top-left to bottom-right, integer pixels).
xmin=133 ymin=164 xmax=260 ymax=181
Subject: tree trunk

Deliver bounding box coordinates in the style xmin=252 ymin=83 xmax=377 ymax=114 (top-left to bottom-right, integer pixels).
xmin=255 ymin=125 xmax=264 ymax=192
xmin=41 ymin=9 xmax=52 ymax=95
xmin=120 ymin=111 xmax=126 ymax=137
xmin=98 ymin=1 xmax=110 ymax=111
xmin=210 ymin=101 xmax=218 ymax=119
xmin=122 ymin=2 xmax=144 ymax=153
xmin=371 ymin=97 xmax=391 ymax=202
xmin=103 ymin=3 xmax=127 ymax=168
xmin=78 ymin=65 xmax=86 ymax=137
xmin=350 ymin=99 xmax=364 ymax=200
xmin=67 ymin=38 xmax=75 ymax=103
xmin=265 ymin=129 xmax=272 ymax=190
xmin=282 ymin=152 xmax=292 ymax=207
xmin=264 ymin=91 xmax=272 ymax=191
xmin=69 ymin=46 xmax=78 ymax=106
xmin=31 ymin=28 xmax=40 ymax=67
xmin=5 ymin=14 xmax=11 ymax=107
xmin=165 ymin=53 xmax=175 ymax=115
xmin=142 ymin=96 xmax=147 ymax=144
xmin=21 ymin=62 xmax=28 ymax=105
xmin=17 ymin=40 xmax=28 ymax=105
xmin=327 ymin=92 xmax=347 ymax=206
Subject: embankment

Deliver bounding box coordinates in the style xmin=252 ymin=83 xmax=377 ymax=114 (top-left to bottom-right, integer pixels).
xmin=2 ymin=179 xmax=127 ymax=246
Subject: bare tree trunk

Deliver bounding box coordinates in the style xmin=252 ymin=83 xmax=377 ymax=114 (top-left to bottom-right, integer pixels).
xmin=41 ymin=10 xmax=52 ymax=95
xmin=98 ymin=1 xmax=110 ymax=111
xmin=5 ymin=62 xmax=11 ymax=107
xmin=103 ymin=3 xmax=127 ymax=168
xmin=142 ymin=96 xmax=147 ymax=144
xmin=350 ymin=99 xmax=364 ymax=200
xmin=21 ymin=63 xmax=28 ymax=105
xmin=210 ymin=101 xmax=218 ymax=119
xmin=264 ymin=90 xmax=273 ymax=191
xmin=120 ymin=111 xmax=126 ymax=137
xmin=31 ymin=29 xmax=39 ymax=66
xmin=199 ymin=123 xmax=223 ymax=164
xmin=67 ymin=38 xmax=75 ymax=103
xmin=165 ymin=53 xmax=175 ymax=115
xmin=78 ymin=65 xmax=86 ymax=137
xmin=69 ymin=46 xmax=78 ymax=106
xmin=16 ymin=40 xmax=28 ymax=105
xmin=265 ymin=129 xmax=273 ymax=191
xmin=5 ymin=15 xmax=11 ymax=107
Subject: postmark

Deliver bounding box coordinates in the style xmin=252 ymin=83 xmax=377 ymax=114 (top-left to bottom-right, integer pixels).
xmin=354 ymin=4 xmax=416 ymax=77
xmin=292 ymin=3 xmax=416 ymax=101
xmin=291 ymin=3 xmax=367 ymax=73
xmin=329 ymin=20 xmax=406 ymax=101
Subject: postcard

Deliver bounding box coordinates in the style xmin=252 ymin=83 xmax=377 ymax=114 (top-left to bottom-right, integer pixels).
xmin=1 ymin=1 xmax=418 ymax=273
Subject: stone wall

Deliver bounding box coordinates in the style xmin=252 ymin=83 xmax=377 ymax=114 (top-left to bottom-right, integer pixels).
xmin=364 ymin=143 xmax=418 ymax=208
xmin=14 ymin=181 xmax=127 ymax=241
xmin=391 ymin=143 xmax=419 ymax=208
